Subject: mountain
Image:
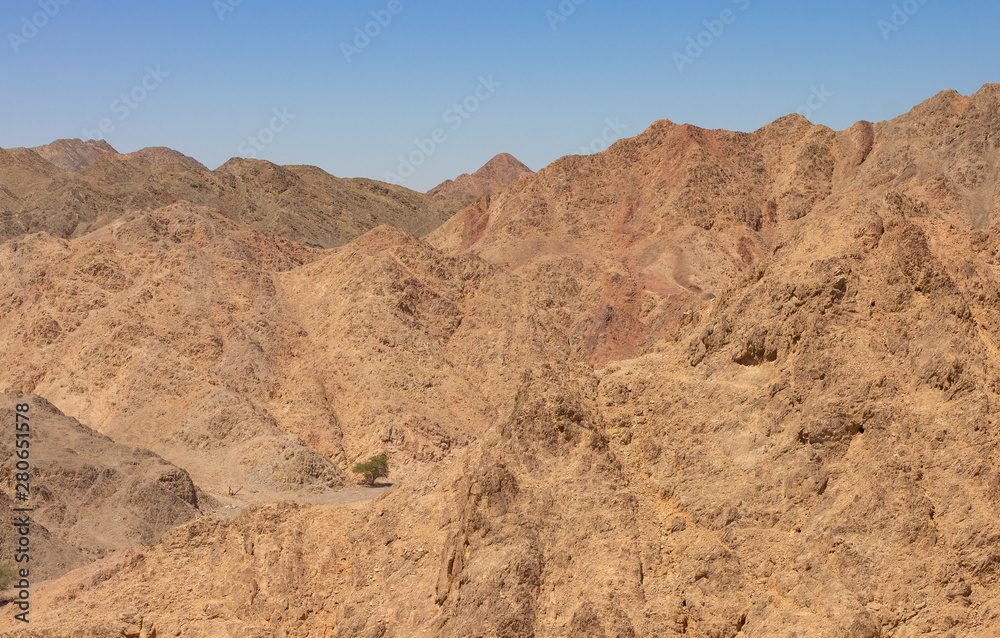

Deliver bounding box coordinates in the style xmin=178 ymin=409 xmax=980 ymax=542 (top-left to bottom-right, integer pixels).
xmin=0 ymin=204 xmax=340 ymax=496
xmin=427 ymin=152 xmax=533 ymax=198
xmin=0 ymin=142 xmax=473 ymax=248
xmin=120 ymin=146 xmax=211 ymax=171
xmin=0 ymin=203 xmax=569 ymax=498
xmin=14 ymin=138 xmax=209 ymax=173
xmin=211 ymin=159 xmax=473 ymax=247
xmin=0 ymin=393 xmax=211 ymax=585
xmin=427 ymin=114 xmax=877 ymax=365
xmin=25 ymin=139 xmax=122 ymax=172
xmin=4 ymin=85 xmax=1000 ymax=636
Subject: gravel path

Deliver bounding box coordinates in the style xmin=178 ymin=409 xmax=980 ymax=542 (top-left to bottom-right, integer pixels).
xmin=204 ymin=483 xmax=393 ymax=519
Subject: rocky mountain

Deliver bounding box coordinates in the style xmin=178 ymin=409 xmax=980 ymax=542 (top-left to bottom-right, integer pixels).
xmin=25 ymin=139 xmax=123 ymax=172
xmin=0 ymin=140 xmax=473 ymax=248
xmin=4 ymin=85 xmax=1000 ymax=636
xmin=26 ymin=139 xmax=209 ymax=173
xmin=0 ymin=204 xmax=340 ymax=496
xmin=0 ymin=393 xmax=210 ymax=585
xmin=427 ymin=152 xmax=533 ymax=198
xmin=0 ymin=201 xmax=573 ymax=498
xmin=426 ymin=112 xmax=881 ymax=365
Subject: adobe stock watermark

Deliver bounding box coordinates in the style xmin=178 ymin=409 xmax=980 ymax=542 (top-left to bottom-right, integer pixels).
xmin=546 ymin=0 xmax=586 ymax=31
xmin=237 ymin=107 xmax=296 ymax=159
xmin=384 ymin=75 xmax=502 ymax=185
xmin=7 ymin=0 xmax=71 ymax=55
xmin=341 ymin=0 xmax=406 ymax=63
xmin=878 ymin=0 xmax=932 ymax=41
xmin=214 ymin=0 xmax=246 ymax=21
xmin=795 ymin=85 xmax=834 ymax=121
xmin=82 ymin=66 xmax=170 ymax=141
xmin=580 ymin=117 xmax=628 ymax=154
xmin=673 ymin=0 xmax=751 ymax=73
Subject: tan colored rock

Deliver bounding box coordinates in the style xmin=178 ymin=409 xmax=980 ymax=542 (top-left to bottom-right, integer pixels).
xmin=6 ymin=84 xmax=1000 ymax=637
xmin=428 ymin=153 xmax=534 ymax=198
xmin=0 ymin=143 xmax=472 ymax=248
xmin=0 ymin=393 xmax=210 ymax=586
xmin=0 ymin=204 xmax=341 ymax=494
xmin=0 ymin=206 xmax=575 ymax=495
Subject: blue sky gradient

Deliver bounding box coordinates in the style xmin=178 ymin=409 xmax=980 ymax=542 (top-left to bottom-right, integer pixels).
xmin=2 ymin=0 xmax=998 ymax=191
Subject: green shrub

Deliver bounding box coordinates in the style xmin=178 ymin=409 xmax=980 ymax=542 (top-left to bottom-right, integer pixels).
xmin=0 ymin=562 xmax=16 ymax=590
xmin=352 ymin=454 xmax=389 ymax=486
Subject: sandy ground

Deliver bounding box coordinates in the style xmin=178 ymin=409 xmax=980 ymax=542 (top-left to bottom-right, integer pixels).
xmin=203 ymin=483 xmax=394 ymax=519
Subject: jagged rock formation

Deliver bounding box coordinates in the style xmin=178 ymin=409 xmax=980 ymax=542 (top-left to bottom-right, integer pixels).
xmin=428 ymin=153 xmax=533 ymax=198
xmin=4 ymin=85 xmax=1000 ymax=636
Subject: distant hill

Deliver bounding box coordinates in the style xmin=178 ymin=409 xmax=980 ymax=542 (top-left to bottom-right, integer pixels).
xmin=0 ymin=141 xmax=473 ymax=248
xmin=427 ymin=152 xmax=533 ymax=198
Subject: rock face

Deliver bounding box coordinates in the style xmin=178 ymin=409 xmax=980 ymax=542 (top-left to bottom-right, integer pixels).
xmin=0 ymin=393 xmax=209 ymax=585
xmin=1 ymin=502 xmax=360 ymax=637
xmin=5 ymin=84 xmax=1000 ymax=636
xmin=428 ymin=153 xmax=533 ymax=198
xmin=0 ymin=142 xmax=472 ymax=247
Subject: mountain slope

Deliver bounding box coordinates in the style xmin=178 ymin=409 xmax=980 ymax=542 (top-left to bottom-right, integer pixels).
xmin=427 ymin=152 xmax=533 ymax=198
xmin=427 ymin=116 xmax=835 ymax=364
xmin=0 ymin=205 xmax=576 ymax=496
xmin=0 ymin=204 xmax=341 ymax=494
xmin=0 ymin=144 xmax=473 ymax=248
xmin=0 ymin=393 xmax=212 ymax=586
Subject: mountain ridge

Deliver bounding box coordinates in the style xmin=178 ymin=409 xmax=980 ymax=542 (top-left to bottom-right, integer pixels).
xmin=4 ymin=83 xmax=1000 ymax=636
xmin=0 ymin=146 xmax=474 ymax=248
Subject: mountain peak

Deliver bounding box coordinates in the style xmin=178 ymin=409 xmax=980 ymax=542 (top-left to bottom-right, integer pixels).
xmin=31 ymin=138 xmax=120 ymax=172
xmin=26 ymin=139 xmax=208 ymax=172
xmin=427 ymin=153 xmax=533 ymax=198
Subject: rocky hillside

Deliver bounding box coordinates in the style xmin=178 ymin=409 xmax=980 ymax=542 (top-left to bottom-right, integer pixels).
xmin=427 ymin=152 xmax=533 ymax=198
xmin=0 ymin=140 xmax=472 ymax=247
xmin=0 ymin=203 xmax=575 ymax=496
xmin=0 ymin=204 xmax=339 ymax=495
xmin=0 ymin=393 xmax=210 ymax=585
xmin=4 ymin=85 xmax=1000 ymax=636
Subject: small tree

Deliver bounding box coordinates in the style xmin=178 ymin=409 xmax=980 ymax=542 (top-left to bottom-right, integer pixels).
xmin=352 ymin=454 xmax=389 ymax=486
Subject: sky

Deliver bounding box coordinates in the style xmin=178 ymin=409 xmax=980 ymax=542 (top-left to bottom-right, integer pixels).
xmin=1 ymin=0 xmax=998 ymax=192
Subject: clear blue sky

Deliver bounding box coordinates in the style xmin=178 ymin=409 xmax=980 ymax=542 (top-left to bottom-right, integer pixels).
xmin=1 ymin=0 xmax=998 ymax=191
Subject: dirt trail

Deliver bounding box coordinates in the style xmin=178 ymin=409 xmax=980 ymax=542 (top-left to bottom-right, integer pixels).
xmin=204 ymin=484 xmax=393 ymax=519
